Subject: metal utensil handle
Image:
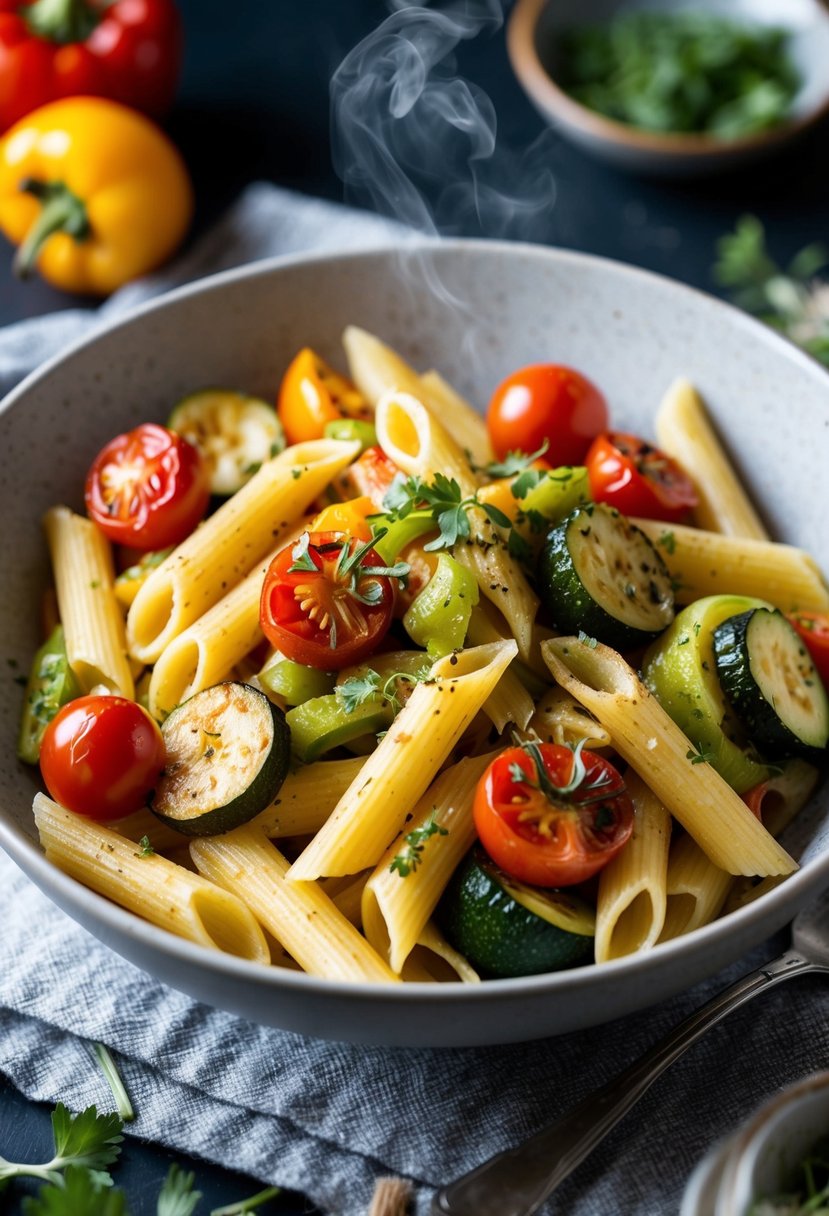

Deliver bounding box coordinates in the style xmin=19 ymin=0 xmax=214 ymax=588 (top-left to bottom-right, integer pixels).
xmin=433 ymin=949 xmax=823 ymax=1216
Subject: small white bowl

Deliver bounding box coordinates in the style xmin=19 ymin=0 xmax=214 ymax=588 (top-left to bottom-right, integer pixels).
xmin=507 ymin=0 xmax=829 ymax=176
xmin=682 ymin=1072 xmax=829 ymax=1216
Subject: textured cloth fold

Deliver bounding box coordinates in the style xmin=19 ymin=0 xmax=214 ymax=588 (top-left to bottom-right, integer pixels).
xmin=1 ymin=184 xmax=827 ymax=1216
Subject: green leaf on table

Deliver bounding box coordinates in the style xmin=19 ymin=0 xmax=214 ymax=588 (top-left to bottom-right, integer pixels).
xmin=22 ymin=1165 xmax=128 ymax=1216
xmin=157 ymin=1163 xmax=201 ymax=1216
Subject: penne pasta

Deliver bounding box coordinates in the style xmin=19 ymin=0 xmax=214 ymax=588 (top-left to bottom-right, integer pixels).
xmin=288 ymin=640 xmax=517 ymax=880
xmin=542 ymin=638 xmax=797 ymax=877
xmin=595 ymin=772 xmax=671 ymax=962
xmin=43 ymin=506 xmax=134 ymax=699
xmin=190 ymin=827 xmax=399 ymax=983
xmin=127 ymin=438 xmax=359 ymax=664
xmin=655 ymin=378 xmax=769 ymax=540
xmin=658 ymin=833 xmax=733 ymax=942
xmin=34 ymin=794 xmax=269 ymax=963
xmin=633 ymin=518 xmax=829 ymax=613
xmin=251 ymin=757 xmax=367 ymax=838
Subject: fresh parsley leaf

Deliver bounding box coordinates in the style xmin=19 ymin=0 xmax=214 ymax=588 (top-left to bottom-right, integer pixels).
xmin=659 ymin=530 xmax=677 ymax=555
xmin=337 ymin=670 xmax=383 ymax=713
xmin=485 ymin=441 xmax=549 ymax=479
xmin=210 ymin=1186 xmax=281 ymax=1216
xmin=480 ymin=502 xmax=513 ymax=530
xmin=510 ymin=467 xmax=546 ymax=500
xmin=21 ymin=1165 xmax=128 ymax=1216
xmin=157 ymin=1163 xmax=200 ymax=1216
xmin=50 ymin=1103 xmax=124 ymax=1177
xmin=389 ymin=811 xmax=448 ymax=877
xmin=134 ymin=836 xmax=155 ymax=859
xmin=686 ymin=745 xmax=714 ymax=766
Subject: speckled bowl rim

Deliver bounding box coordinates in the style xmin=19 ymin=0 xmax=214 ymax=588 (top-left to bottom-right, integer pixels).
xmin=0 ymin=238 xmax=827 ymax=1019
xmin=507 ymin=0 xmax=829 ymax=162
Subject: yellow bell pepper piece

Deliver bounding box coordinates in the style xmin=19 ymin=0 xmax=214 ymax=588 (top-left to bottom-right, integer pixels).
xmin=0 ymin=97 xmax=193 ymax=295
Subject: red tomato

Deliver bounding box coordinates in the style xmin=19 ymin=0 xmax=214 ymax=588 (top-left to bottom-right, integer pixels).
xmin=260 ymin=530 xmax=398 ymax=670
xmin=40 ymin=695 xmax=165 ymax=820
xmin=473 ymin=742 xmax=634 ymax=887
xmin=85 ymin=423 xmax=210 ymax=551
xmin=335 ymin=445 xmax=400 ymax=511
xmin=277 ymin=348 xmax=370 ymax=445
xmin=787 ymin=612 xmax=829 ymax=690
xmin=487 ymin=363 xmax=609 ymax=465
xmin=742 ymin=782 xmax=767 ymax=821
xmin=585 ymin=431 xmax=698 ymax=523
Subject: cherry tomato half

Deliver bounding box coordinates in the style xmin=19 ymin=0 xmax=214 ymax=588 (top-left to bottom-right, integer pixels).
xmin=787 ymin=612 xmax=829 ymax=690
xmin=277 ymin=348 xmax=370 ymax=445
xmin=40 ymin=695 xmax=165 ymax=821
xmin=473 ymin=742 xmax=634 ymax=887
xmin=487 ymin=363 xmax=609 ymax=465
xmin=260 ymin=530 xmax=398 ymax=670
xmin=85 ymin=423 xmax=210 ymax=551
xmin=585 ymin=431 xmax=699 ymax=524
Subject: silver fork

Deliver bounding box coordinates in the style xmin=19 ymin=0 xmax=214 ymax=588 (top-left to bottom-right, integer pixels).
xmin=432 ymin=886 xmax=829 ymax=1216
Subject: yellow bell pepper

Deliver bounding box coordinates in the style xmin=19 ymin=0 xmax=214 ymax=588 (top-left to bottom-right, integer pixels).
xmin=312 ymin=496 xmax=377 ymax=542
xmin=0 ymin=97 xmax=193 ymax=295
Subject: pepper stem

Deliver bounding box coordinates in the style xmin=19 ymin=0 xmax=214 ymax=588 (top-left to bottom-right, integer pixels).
xmin=24 ymin=0 xmax=98 ymax=44
xmin=14 ymin=179 xmax=91 ymax=281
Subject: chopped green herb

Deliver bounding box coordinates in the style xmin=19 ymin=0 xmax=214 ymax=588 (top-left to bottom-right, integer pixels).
xmin=578 ymin=631 xmax=598 ymax=649
xmin=686 ymin=744 xmax=714 ymax=766
xmin=0 ymin=1103 xmax=123 ymax=1187
xmin=659 ymin=531 xmax=677 ymax=555
xmin=390 ymin=811 xmax=448 ymax=877
xmin=134 ymin=836 xmax=155 ymax=859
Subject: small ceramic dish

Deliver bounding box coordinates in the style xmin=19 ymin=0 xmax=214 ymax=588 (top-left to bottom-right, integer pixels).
xmin=507 ymin=0 xmax=829 ymax=176
xmin=681 ymin=1071 xmax=829 ymax=1216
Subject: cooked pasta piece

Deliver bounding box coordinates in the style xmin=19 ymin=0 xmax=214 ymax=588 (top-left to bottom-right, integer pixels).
xmin=33 ymin=794 xmax=269 ymax=962
xmin=466 ymin=606 xmax=533 ymax=730
xmin=595 ymin=772 xmax=671 ymax=961
xmin=342 ymin=325 xmax=492 ymax=468
xmin=288 ymin=640 xmax=517 ymax=881
xmin=127 ymin=438 xmax=359 ymax=664
xmin=376 ymin=389 xmax=538 ymax=658
xmin=404 ymin=921 xmax=481 ymax=983
xmin=43 ymin=506 xmax=134 ymax=698
xmin=250 ymin=757 xmax=366 ymax=838
xmin=632 ymin=518 xmax=829 ymax=613
xmin=147 ymin=522 xmax=306 ymax=719
xmin=655 ymin=379 xmax=769 ymax=540
xmin=658 ymin=833 xmax=733 ymax=942
xmin=190 ymin=827 xmax=399 ymax=983
xmin=523 ymin=685 xmax=612 ymax=750
xmin=362 ymin=752 xmax=494 ymax=973
xmin=107 ymin=808 xmax=189 ymax=855
xmin=327 ymin=870 xmax=370 ymax=927
xmin=542 ymin=638 xmax=797 ymax=877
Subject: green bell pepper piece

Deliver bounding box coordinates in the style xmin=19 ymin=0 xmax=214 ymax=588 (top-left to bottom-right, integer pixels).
xmin=323 ymin=418 xmax=378 ymax=453
xmin=403 ymin=552 xmax=480 ymax=658
xmin=642 ymin=594 xmax=773 ymax=793
xmin=287 ymin=694 xmax=393 ymax=762
xmin=260 ymin=657 xmax=336 ymax=706
xmin=17 ymin=625 xmax=81 ymax=764
xmin=371 ymin=511 xmax=435 ymax=564
xmin=519 ymin=466 xmax=590 ymax=524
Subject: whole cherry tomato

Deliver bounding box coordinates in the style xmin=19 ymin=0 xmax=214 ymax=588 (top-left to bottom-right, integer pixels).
xmin=487 ymin=363 xmax=609 ymax=465
xmin=585 ymin=431 xmax=699 ymax=523
xmin=40 ymin=694 xmax=165 ymax=820
xmin=0 ymin=0 xmax=182 ymax=132
xmin=787 ymin=612 xmax=829 ymax=690
xmin=473 ymin=741 xmax=634 ymax=887
xmin=260 ymin=530 xmax=402 ymax=670
xmin=85 ymin=423 xmax=210 ymax=551
xmin=277 ymin=348 xmax=370 ymax=445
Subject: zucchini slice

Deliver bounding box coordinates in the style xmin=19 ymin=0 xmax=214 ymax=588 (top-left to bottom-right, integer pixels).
xmin=540 ymin=503 xmax=675 ymax=648
xmin=151 ymin=682 xmax=290 ymax=835
xmin=436 ymin=849 xmax=595 ymax=978
xmin=713 ymin=608 xmax=829 ymax=759
xmin=168 ymin=389 xmax=285 ymax=496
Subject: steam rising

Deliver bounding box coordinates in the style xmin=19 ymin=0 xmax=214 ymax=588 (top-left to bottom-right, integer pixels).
xmin=331 ymin=1 xmax=557 ymax=242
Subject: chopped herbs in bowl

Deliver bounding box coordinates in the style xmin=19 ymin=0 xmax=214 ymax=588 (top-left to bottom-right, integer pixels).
xmin=750 ymin=1136 xmax=829 ymax=1214
xmin=557 ymin=12 xmax=799 ymax=139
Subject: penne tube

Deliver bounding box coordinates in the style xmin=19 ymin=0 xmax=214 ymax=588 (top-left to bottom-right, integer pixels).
xmin=33 ymin=794 xmax=269 ymax=963
xmin=147 ymin=522 xmax=307 ymax=719
xmin=632 ymin=518 xmax=829 ymax=614
xmin=466 ymin=604 xmax=534 ymax=730
xmin=542 ymin=638 xmax=797 ymax=877
xmin=342 ymin=325 xmax=492 ymax=468
xmin=595 ymin=772 xmax=671 ymax=962
xmin=251 ymin=757 xmax=366 ymax=838
xmin=127 ymin=438 xmax=359 ymax=664
xmin=288 ymin=640 xmax=517 ymax=881
xmin=523 ymin=685 xmax=612 ymax=750
xmin=658 ymin=833 xmax=733 ymax=942
xmin=362 ymin=752 xmax=494 ymax=973
xmin=405 ymin=921 xmax=481 ymax=983
xmin=655 ymin=378 xmax=769 ymax=540
xmin=107 ymin=808 xmax=190 ymax=855
xmin=327 ymin=870 xmax=370 ymax=928
xmin=190 ymin=827 xmax=399 ymax=983
xmin=376 ymin=389 xmax=538 ymax=658
xmin=43 ymin=506 xmax=134 ymax=698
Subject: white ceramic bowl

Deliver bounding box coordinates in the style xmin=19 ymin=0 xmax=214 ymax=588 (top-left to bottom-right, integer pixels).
xmin=1 ymin=240 xmax=828 ymax=1046
xmin=681 ymin=1071 xmax=829 ymax=1216
xmin=508 ymin=0 xmax=829 ymax=176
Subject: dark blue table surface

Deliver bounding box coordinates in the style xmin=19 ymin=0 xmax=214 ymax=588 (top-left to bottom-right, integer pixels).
xmin=1 ymin=2 xmax=827 ymax=1212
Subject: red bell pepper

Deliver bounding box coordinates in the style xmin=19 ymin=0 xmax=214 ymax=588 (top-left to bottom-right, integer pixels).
xmin=0 ymin=0 xmax=181 ymax=132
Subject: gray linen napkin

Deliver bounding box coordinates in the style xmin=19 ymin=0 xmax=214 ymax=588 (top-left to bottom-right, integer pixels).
xmin=1 ymin=184 xmax=827 ymax=1216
